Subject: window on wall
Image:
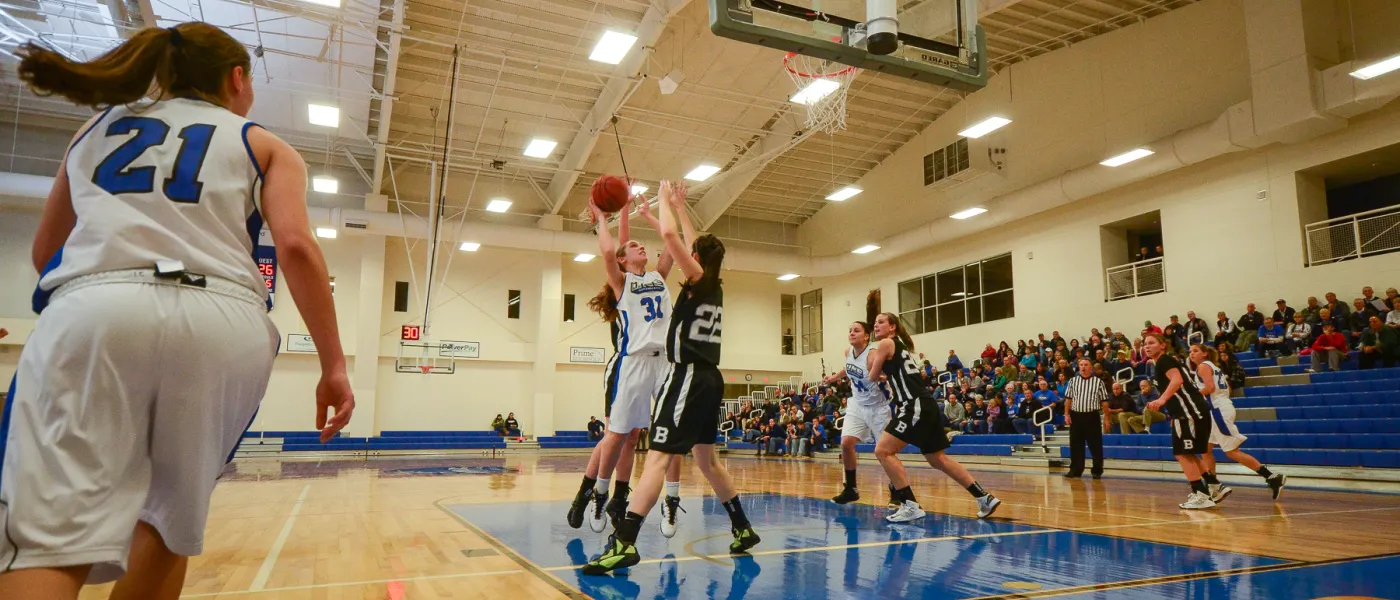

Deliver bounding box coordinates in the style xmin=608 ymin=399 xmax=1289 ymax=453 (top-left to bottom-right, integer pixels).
xmin=800 ymin=289 xmax=823 ymax=354
xmin=780 ymin=294 xmax=796 ymax=355
xmin=507 ymin=289 xmax=521 ymax=319
xmin=897 ymin=253 xmax=1013 ymax=334
xmin=563 ymin=293 xmax=576 ymax=322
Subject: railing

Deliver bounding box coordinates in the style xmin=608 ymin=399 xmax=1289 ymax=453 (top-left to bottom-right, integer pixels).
xmin=1114 ymin=366 xmax=1135 ymax=385
xmin=1105 ymin=257 xmax=1165 ymax=301
xmin=1033 ymin=406 xmax=1055 ymax=454
xmin=1305 ymin=205 xmax=1400 ymax=266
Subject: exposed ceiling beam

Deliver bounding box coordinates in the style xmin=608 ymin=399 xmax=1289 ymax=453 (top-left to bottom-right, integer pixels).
xmin=542 ymin=0 xmax=691 ymax=215
xmin=691 ymin=111 xmax=804 ymax=230
xmin=370 ymin=0 xmax=407 ymax=194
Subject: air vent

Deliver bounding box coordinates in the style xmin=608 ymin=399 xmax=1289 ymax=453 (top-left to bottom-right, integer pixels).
xmin=923 ymin=138 xmax=970 ymax=185
xmin=922 ymin=137 xmax=1004 ymax=189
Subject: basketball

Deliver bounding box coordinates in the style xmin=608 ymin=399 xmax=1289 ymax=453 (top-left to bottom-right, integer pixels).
xmin=590 ymin=175 xmax=630 ymax=213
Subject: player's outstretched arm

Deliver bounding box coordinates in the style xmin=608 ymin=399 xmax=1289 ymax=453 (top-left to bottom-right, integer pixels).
xmin=252 ymin=127 xmax=354 ymax=442
xmin=634 ymin=198 xmax=674 ymax=278
xmin=592 ymin=202 xmax=625 ymax=297
xmin=659 ymin=180 xmax=702 ymax=285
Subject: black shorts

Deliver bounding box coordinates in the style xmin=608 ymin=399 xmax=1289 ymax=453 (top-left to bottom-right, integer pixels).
xmin=649 ymin=363 xmax=722 ymax=455
xmin=884 ymin=395 xmax=951 ymax=454
xmin=1171 ymin=413 xmax=1213 ymax=455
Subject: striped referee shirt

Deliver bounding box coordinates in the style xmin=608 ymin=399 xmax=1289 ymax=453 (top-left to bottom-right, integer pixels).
xmin=1064 ymin=374 xmax=1109 ymax=413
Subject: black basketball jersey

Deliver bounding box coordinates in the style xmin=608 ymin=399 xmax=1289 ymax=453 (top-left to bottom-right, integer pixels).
xmin=1150 ymin=354 xmax=1210 ymax=421
xmin=882 ymin=337 xmax=929 ymax=404
xmin=667 ymin=282 xmax=722 ymax=365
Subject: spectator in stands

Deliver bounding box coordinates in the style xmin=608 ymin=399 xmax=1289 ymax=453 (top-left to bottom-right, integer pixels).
xmin=1236 ymin=303 xmax=1265 ymax=351
xmin=1309 ymin=321 xmax=1348 ymax=373
xmin=1142 ymin=320 xmax=1162 ymax=337
xmin=1363 ymin=286 xmax=1388 ymax=314
xmin=587 ymin=417 xmax=605 ymax=442
xmin=922 ymin=359 xmax=935 ymax=382
xmin=1033 ymin=379 xmax=1060 ymax=413
xmin=792 ymin=421 xmax=811 ymax=457
xmin=1103 ymin=382 xmax=1138 ymax=434
xmin=1324 ymin=292 xmax=1351 ymax=322
xmin=980 ymin=344 xmax=997 ymax=363
xmin=491 ymin=414 xmax=506 ymax=435
xmin=504 ymin=413 xmax=521 ymax=437
xmin=966 ymin=396 xmax=989 ymax=434
xmin=765 ymin=420 xmax=787 ymax=456
xmin=945 ymin=349 xmax=963 ymax=373
xmin=1286 ymin=313 xmax=1313 ymax=353
xmin=1217 ymin=345 xmax=1247 ymax=390
xmin=1163 ymin=316 xmax=1186 ymax=354
xmin=1184 ymin=311 xmax=1210 ymax=346
xmin=1019 ymin=347 xmax=1039 ymax=369
xmin=1318 ymin=307 xmax=1346 ymax=338
xmin=985 ymin=396 xmax=1004 ymax=434
xmin=811 ymin=418 xmax=827 ymax=455
xmin=1213 ymin=311 xmax=1238 ymax=348
xmin=943 ymin=398 xmax=967 ymax=433
xmin=1300 ymin=297 xmax=1323 ymax=325
xmin=1013 ymin=389 xmax=1042 ymax=438
xmin=1385 ymin=287 xmax=1399 ymax=312
xmin=1272 ymin=299 xmax=1296 ymax=324
xmin=1016 ymin=363 xmax=1035 ymax=384
xmin=1127 ymin=379 xmax=1165 ymax=434
xmin=1388 ymin=304 xmax=1400 ymax=329
xmin=1350 ymin=298 xmax=1378 ymax=348
xmin=1257 ymin=316 xmax=1288 ymax=358
xmin=1359 ymin=315 xmax=1399 ymax=369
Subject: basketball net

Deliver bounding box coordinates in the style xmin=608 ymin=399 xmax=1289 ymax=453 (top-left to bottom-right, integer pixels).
xmin=784 ymin=52 xmax=859 ymax=134
xmin=419 ymin=365 xmax=433 ymax=375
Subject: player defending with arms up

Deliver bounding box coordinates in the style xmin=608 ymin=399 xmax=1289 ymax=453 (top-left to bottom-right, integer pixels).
xmin=583 ymin=181 xmax=760 ymax=575
xmin=822 ymin=320 xmax=891 ymax=505
xmin=1187 ymin=344 xmax=1286 ymax=502
xmin=1 ymin=23 xmax=353 ymax=600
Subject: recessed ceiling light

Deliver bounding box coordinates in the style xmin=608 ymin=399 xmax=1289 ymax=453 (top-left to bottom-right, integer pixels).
xmin=958 ymin=116 xmax=1012 ymax=139
xmin=315 ymin=227 xmax=338 ymax=239
xmin=298 ymin=0 xmax=340 ymax=6
xmin=311 ymin=176 xmax=338 ymax=194
xmin=307 ymin=103 xmax=339 ymax=127
xmin=825 ymin=186 xmax=862 ymax=201
xmin=1100 ymin=148 xmax=1154 ymax=167
xmin=485 ymin=198 xmax=512 ymax=213
xmin=790 ymin=79 xmax=841 ymax=105
xmin=1350 ymin=53 xmax=1400 ymax=80
xmin=523 ymin=138 xmax=557 ymax=158
xmin=777 ymin=273 xmax=800 ymax=281
xmin=684 ymin=164 xmax=721 ymax=181
xmin=951 ymin=292 xmax=968 ymax=297
xmin=459 ymin=242 xmax=481 ymax=251
xmin=950 ymin=207 xmax=987 ymax=220
xmin=589 ymin=30 xmax=637 ymax=65
xmin=852 ymin=244 xmax=880 ymax=254
xmin=574 ymin=253 xmax=596 ymax=262
xmin=630 ymin=183 xmax=649 ymax=195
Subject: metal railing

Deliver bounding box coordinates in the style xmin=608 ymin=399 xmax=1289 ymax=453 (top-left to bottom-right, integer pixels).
xmin=1033 ymin=406 xmax=1055 ymax=454
xmin=1105 ymin=257 xmax=1165 ymax=301
xmin=1305 ymin=204 xmax=1400 ymax=266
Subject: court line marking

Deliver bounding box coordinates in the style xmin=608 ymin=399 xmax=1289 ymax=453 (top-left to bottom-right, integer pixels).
xmin=182 ymin=569 xmax=526 ymax=597
xmin=248 ymin=483 xmax=309 ymax=591
xmin=433 ymin=498 xmax=591 ymax=600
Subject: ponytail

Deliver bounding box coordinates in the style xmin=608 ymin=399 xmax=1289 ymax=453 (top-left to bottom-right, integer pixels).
xmin=878 ymin=311 xmax=915 ymax=351
xmin=1191 ymin=343 xmax=1217 ymax=364
xmin=587 ymin=283 xmax=619 ymax=322
xmin=18 ymin=22 xmax=250 ymax=109
xmin=689 ymin=234 xmax=725 ymax=296
xmin=865 ymin=288 xmax=881 ymax=332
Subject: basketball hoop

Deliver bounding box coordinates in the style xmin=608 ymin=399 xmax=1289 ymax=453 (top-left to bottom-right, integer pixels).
xmin=783 ymin=52 xmax=859 ymax=134
xmin=419 ymin=365 xmax=433 ymax=375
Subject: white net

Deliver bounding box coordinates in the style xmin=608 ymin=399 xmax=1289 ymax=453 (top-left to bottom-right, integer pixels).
xmin=784 ymin=53 xmax=859 ymax=134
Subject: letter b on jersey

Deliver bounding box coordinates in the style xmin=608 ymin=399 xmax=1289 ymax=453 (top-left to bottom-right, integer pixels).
xmin=652 ymin=427 xmax=670 ymax=444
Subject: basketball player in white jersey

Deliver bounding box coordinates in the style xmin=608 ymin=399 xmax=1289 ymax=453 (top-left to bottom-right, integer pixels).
xmin=571 ymin=197 xmax=684 ymax=537
xmin=1 ymin=24 xmax=353 ymax=600
xmin=1188 ymin=344 xmax=1286 ymax=502
xmin=822 ymin=320 xmax=892 ymax=505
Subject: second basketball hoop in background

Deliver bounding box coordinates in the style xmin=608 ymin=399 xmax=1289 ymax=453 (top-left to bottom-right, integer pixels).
xmin=590 ymin=175 xmax=631 ymax=213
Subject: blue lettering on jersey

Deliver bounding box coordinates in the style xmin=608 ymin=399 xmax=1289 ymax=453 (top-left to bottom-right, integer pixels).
xmin=629 ymin=279 xmax=666 ymax=294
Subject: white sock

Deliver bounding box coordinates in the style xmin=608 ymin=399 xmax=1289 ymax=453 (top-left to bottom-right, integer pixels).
xmin=665 ymin=481 xmax=681 ymax=498
xmin=595 ymin=478 xmax=610 ymax=495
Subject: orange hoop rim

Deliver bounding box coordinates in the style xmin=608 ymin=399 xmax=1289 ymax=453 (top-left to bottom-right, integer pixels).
xmin=783 ymin=52 xmax=858 ymax=79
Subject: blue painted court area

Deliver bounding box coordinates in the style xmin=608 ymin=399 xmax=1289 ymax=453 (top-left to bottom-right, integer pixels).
xmin=445 ymin=493 xmax=1391 ymax=600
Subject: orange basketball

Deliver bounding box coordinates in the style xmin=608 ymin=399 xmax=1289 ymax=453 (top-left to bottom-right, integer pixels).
xmin=590 ymin=175 xmax=630 ymax=213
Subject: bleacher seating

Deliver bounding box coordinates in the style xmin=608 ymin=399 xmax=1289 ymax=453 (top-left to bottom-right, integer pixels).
xmin=538 ymin=430 xmax=599 ymax=449
xmin=245 ymin=430 xmax=506 ymax=452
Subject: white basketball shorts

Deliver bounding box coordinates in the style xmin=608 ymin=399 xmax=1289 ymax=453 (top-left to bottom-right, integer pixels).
xmin=1208 ymin=399 xmax=1248 ymax=453
xmin=841 ymin=402 xmax=892 ymax=443
xmin=0 ymin=270 xmax=278 ymax=584
xmin=603 ymin=351 xmax=669 ymax=434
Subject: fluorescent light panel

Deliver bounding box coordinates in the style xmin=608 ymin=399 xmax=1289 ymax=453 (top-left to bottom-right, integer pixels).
xmin=852 ymin=244 xmax=880 ymax=255
xmin=485 ymin=199 xmax=512 ymax=213
xmin=299 ymin=0 xmax=340 ymax=6
xmin=589 ymin=30 xmax=637 ymax=65
xmin=776 ymin=273 xmax=800 ymax=281
xmin=1350 ymin=53 xmax=1400 ymax=80
xmin=574 ymin=254 xmax=596 ymax=262
xmin=950 ymin=207 xmax=987 ymax=220
xmin=630 ymin=184 xmax=649 ymax=195
xmin=789 ymin=79 xmax=841 ymax=106
xmin=307 ymin=103 xmax=339 ymax=127
xmin=522 ymin=138 xmax=557 ymax=158
xmin=1100 ymin=148 xmax=1154 ymax=167
xmin=315 ymin=227 xmax=338 ymax=239
xmin=958 ymin=116 xmax=1012 ymax=139
xmin=459 ymin=242 xmax=481 ymax=251
xmin=825 ymin=186 xmax=862 ymax=201
xmin=311 ymin=176 xmax=338 ymax=194
xmin=684 ymin=164 xmax=721 ymax=181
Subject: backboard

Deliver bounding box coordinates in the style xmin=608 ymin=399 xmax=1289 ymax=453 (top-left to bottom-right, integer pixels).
xmin=709 ymin=0 xmax=987 ymax=90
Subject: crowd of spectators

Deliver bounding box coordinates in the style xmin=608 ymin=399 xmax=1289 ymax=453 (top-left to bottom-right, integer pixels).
xmin=725 ymin=386 xmax=842 ymax=458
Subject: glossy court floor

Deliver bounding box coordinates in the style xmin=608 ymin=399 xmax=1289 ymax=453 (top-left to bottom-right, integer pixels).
xmin=75 ymin=453 xmax=1400 ymax=599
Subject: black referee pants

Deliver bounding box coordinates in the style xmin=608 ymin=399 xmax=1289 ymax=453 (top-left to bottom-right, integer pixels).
xmin=1067 ymin=410 xmax=1104 ymax=476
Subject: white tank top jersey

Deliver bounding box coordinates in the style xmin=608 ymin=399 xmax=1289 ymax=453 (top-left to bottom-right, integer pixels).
xmin=845 ymin=344 xmax=887 ymax=407
xmin=614 ymin=270 xmax=671 ymax=356
xmin=1193 ymin=360 xmax=1233 ymax=409
xmin=35 ymin=98 xmax=267 ymax=310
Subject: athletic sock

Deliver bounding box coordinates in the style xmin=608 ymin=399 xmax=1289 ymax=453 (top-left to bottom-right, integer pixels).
xmin=664 ymin=481 xmax=681 ymax=498
xmin=1201 ymin=472 xmax=1220 ymax=486
xmin=595 ymin=478 xmax=610 ymax=495
xmin=966 ymin=482 xmax=989 ymax=499
xmin=616 ymin=511 xmax=645 ymax=545
xmin=844 ymin=469 xmax=857 ymax=489
xmin=614 ymin=481 xmax=631 ymax=499
xmin=895 ymin=486 xmax=917 ymax=504
xmin=1256 ymin=465 xmax=1274 ymax=479
xmin=1189 ymin=479 xmax=1208 ymax=496
xmin=580 ymin=476 xmax=597 ymax=493
xmin=722 ymin=496 xmax=751 ymax=529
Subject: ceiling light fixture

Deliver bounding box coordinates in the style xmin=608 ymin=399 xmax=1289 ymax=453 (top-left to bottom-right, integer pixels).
xmin=950 ymin=207 xmax=987 ymax=220
xmin=315 ymin=227 xmax=338 ymax=239
xmin=459 ymin=242 xmax=481 ymax=252
xmin=485 ymin=199 xmax=513 ymax=213
xmin=630 ymin=184 xmax=649 ymax=195
xmin=684 ymin=164 xmax=721 ymax=181
xmin=852 ymin=244 xmax=880 ymax=255
xmin=589 ymin=30 xmax=637 ymax=65
xmin=311 ymin=176 xmax=338 ymax=194
xmin=776 ymin=273 xmax=800 ymax=281
xmin=790 ymin=79 xmax=841 ymax=105
xmin=522 ymin=138 xmax=557 ymax=158
xmin=825 ymin=186 xmax=862 ymax=201
xmin=1350 ymin=53 xmax=1400 ymax=80
xmin=574 ymin=254 xmax=596 ymax=262
xmin=307 ymin=103 xmax=339 ymax=127
xmin=1100 ymin=148 xmax=1154 ymax=167
xmin=958 ymin=116 xmax=1012 ymax=138
xmin=299 ymin=0 xmax=340 ymax=6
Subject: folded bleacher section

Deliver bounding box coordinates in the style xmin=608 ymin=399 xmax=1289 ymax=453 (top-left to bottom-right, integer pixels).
xmin=538 ymin=431 xmax=600 ymax=449
xmin=726 ymin=434 xmax=1033 ymax=457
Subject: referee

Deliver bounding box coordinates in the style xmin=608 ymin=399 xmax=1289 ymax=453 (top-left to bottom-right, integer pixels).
xmin=1064 ymin=358 xmax=1109 ymax=478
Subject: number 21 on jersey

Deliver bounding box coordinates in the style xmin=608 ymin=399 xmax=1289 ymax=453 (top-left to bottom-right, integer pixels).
xmin=93 ymin=116 xmax=215 ymax=204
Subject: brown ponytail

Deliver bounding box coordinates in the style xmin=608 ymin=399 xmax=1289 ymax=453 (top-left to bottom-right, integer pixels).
xmin=18 ymin=22 xmax=250 ymax=109
xmin=879 ymin=311 xmax=916 ymax=351
xmin=690 ymin=234 xmax=725 ymax=296
xmin=587 ymin=283 xmax=619 ymax=322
